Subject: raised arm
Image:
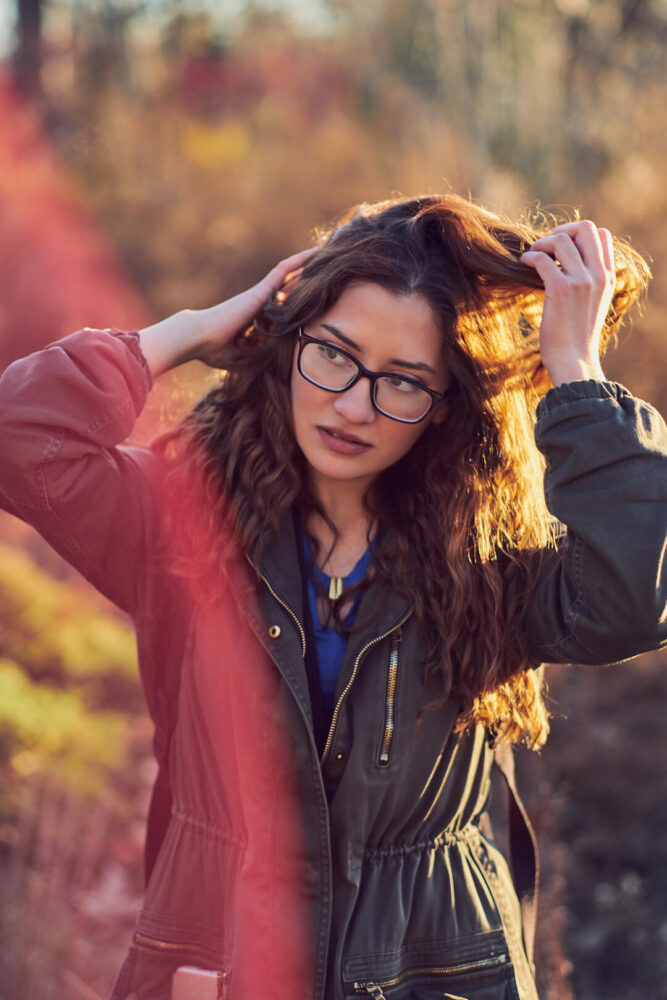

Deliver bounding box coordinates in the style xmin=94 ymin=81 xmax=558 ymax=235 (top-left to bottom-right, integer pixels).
xmin=0 ymin=249 xmax=316 ymax=614
xmin=524 ymin=380 xmax=667 ymax=663
xmin=519 ymin=219 xmax=666 ymax=663
xmin=0 ymin=328 xmax=161 ymax=614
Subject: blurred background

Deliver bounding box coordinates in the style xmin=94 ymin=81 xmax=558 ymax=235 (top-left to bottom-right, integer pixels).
xmin=0 ymin=1 xmax=665 ymax=997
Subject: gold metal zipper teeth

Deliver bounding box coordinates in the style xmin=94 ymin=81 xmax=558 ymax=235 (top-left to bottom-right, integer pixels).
xmin=353 ymin=952 xmax=509 ymax=994
xmin=260 ymin=573 xmax=307 ymax=658
xmin=321 ymin=612 xmax=411 ymax=766
xmin=378 ymin=631 xmax=401 ymax=766
xmin=133 ymin=931 xmax=229 ymax=971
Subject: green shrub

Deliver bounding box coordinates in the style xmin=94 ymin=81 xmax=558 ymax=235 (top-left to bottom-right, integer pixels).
xmin=0 ymin=543 xmax=138 ymax=693
xmin=0 ymin=659 xmax=129 ymax=796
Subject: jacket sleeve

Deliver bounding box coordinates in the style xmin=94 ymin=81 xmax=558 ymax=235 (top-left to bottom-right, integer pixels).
xmin=524 ymin=379 xmax=667 ymax=664
xmin=0 ymin=328 xmax=161 ymax=616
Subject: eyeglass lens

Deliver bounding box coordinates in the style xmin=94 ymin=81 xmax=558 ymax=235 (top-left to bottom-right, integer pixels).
xmin=300 ymin=341 xmax=432 ymax=421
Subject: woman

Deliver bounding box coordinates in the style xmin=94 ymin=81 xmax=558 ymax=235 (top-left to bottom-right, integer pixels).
xmin=0 ymin=194 xmax=665 ymax=1000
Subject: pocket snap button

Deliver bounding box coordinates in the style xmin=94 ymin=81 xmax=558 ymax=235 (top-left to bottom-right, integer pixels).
xmin=269 ymin=624 xmax=281 ymax=639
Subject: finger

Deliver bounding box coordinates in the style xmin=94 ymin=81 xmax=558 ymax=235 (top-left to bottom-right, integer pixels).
xmin=543 ymin=220 xmax=606 ymax=275
xmin=275 ymin=248 xmax=319 ymax=280
xmin=598 ymin=227 xmax=615 ymax=274
xmin=520 ymin=249 xmax=568 ymax=288
xmin=260 ymin=248 xmax=319 ymax=294
xmin=523 ymin=234 xmax=586 ymax=276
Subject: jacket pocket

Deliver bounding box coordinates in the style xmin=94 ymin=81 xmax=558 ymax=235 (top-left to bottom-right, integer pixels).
xmin=109 ymin=936 xmax=230 ymax=1000
xmin=345 ymin=938 xmax=520 ymax=1000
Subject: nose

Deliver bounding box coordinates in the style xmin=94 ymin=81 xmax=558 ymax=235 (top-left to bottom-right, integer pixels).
xmin=332 ymin=376 xmax=376 ymax=424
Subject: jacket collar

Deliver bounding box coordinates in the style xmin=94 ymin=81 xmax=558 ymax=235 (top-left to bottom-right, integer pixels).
xmin=254 ymin=506 xmax=412 ymax=656
xmin=254 ymin=506 xmax=306 ymax=632
xmin=246 ymin=506 xmax=414 ymax=756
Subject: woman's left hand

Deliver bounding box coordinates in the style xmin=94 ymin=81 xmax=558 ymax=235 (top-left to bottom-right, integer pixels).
xmin=520 ymin=220 xmax=615 ymax=387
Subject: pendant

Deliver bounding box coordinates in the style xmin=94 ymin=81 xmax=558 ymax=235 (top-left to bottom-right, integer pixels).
xmin=328 ymin=576 xmax=344 ymax=601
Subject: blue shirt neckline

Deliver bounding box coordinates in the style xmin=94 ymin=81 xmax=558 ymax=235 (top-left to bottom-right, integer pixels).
xmin=300 ymin=531 xmax=374 ymax=716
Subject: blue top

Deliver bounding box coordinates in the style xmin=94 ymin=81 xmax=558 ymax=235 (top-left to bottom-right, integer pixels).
xmin=301 ymin=534 xmax=373 ymax=717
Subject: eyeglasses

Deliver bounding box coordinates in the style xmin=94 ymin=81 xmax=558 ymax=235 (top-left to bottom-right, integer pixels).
xmin=296 ymin=328 xmax=448 ymax=424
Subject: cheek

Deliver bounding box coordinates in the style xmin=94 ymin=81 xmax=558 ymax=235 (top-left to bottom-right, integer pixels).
xmin=383 ymin=423 xmax=428 ymax=461
xmin=290 ymin=362 xmax=325 ymax=430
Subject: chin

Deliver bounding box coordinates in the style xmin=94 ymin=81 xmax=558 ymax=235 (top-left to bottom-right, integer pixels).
xmin=300 ymin=441 xmax=375 ymax=484
xmin=312 ymin=456 xmax=376 ymax=482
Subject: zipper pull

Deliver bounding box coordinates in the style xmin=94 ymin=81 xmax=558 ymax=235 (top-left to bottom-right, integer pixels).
xmin=354 ymin=984 xmax=387 ymax=999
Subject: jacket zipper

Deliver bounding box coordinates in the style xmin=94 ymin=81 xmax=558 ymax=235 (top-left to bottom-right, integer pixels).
xmin=352 ymin=952 xmax=509 ymax=996
xmin=133 ymin=931 xmax=230 ymax=972
xmin=259 ymin=573 xmax=307 ymax=658
xmin=378 ymin=630 xmax=402 ymax=766
xmin=321 ymin=612 xmax=412 ymax=766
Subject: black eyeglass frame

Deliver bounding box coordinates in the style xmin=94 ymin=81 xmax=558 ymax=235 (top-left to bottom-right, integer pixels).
xmin=296 ymin=328 xmax=449 ymax=424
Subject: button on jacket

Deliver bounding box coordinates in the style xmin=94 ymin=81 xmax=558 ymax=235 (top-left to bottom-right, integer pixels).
xmin=0 ymin=329 xmax=665 ymax=1000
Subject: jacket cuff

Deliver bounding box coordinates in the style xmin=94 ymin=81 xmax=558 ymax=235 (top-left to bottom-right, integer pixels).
xmin=536 ymin=379 xmax=630 ymax=420
xmin=97 ymin=328 xmax=153 ymax=394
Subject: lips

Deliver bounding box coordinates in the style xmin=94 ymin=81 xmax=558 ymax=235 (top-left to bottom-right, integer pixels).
xmin=318 ymin=425 xmax=369 ymax=445
xmin=316 ymin=425 xmax=372 ymax=455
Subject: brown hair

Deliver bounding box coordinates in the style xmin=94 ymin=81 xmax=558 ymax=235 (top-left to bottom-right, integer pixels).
xmin=162 ymin=194 xmax=649 ymax=748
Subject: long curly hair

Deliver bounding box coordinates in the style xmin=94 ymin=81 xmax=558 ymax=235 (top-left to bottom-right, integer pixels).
xmin=160 ymin=194 xmax=649 ymax=748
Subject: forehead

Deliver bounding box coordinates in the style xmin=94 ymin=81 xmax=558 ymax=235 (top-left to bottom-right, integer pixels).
xmin=315 ymin=282 xmax=442 ymax=360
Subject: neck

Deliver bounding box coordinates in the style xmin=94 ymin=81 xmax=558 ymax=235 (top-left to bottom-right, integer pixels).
xmin=306 ymin=475 xmax=376 ymax=575
xmin=310 ymin=473 xmax=374 ymax=535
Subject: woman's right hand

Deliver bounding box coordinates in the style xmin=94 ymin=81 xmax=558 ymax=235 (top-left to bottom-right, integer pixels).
xmin=195 ymin=247 xmax=317 ymax=367
xmin=139 ymin=248 xmax=317 ymax=378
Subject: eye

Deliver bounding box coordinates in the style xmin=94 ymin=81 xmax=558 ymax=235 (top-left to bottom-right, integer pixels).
xmin=315 ymin=343 xmax=354 ymax=367
xmin=384 ymin=375 xmax=423 ymax=394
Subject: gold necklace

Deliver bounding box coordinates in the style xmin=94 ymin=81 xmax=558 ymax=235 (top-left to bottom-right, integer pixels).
xmin=328 ymin=576 xmax=344 ymax=601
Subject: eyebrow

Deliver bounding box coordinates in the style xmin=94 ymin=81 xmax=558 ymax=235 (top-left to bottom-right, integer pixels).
xmin=318 ymin=323 xmax=437 ymax=375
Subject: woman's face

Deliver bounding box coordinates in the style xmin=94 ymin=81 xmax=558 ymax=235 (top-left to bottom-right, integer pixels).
xmin=290 ymin=282 xmax=450 ymax=501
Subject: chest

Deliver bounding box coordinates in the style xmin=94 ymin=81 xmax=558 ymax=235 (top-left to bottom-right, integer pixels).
xmin=144 ymin=553 xmax=492 ymax=854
